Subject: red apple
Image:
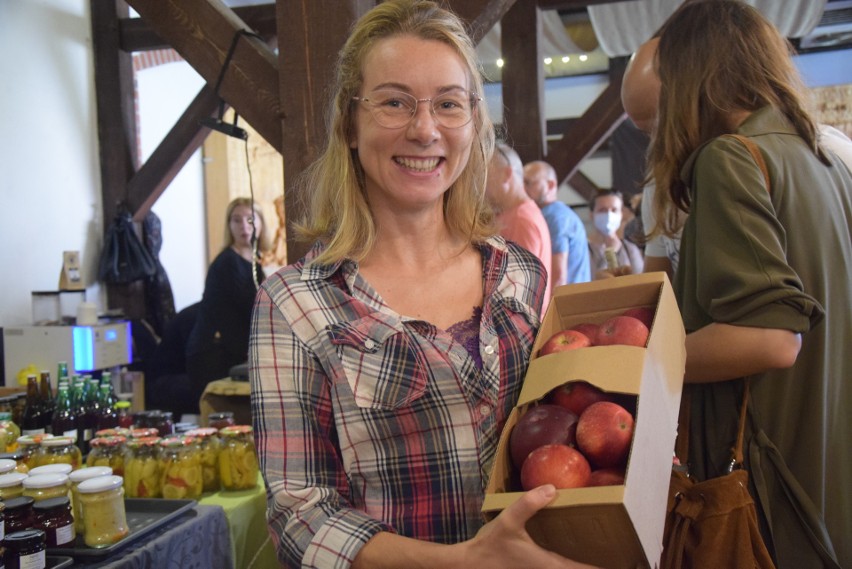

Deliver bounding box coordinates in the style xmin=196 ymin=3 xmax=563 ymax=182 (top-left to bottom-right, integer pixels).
xmin=576 ymin=401 xmax=635 ymax=468
xmin=539 ymin=329 xmax=592 ymax=356
xmin=621 ymin=307 xmax=654 ymax=330
xmin=549 ymin=380 xmax=612 ymax=416
xmin=520 ymin=444 xmax=591 ymax=491
xmin=509 ymin=404 xmax=579 ymax=469
xmin=596 ymin=315 xmax=650 ymax=347
xmin=588 ymin=467 xmax=626 ymax=487
xmin=569 ymin=322 xmax=600 ymax=345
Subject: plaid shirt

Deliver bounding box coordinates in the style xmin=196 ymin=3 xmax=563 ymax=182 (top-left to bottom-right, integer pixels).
xmin=250 ymin=236 xmax=546 ymax=569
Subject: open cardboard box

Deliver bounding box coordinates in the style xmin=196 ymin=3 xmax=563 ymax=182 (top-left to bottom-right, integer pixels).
xmin=482 ymin=272 xmax=686 ymax=569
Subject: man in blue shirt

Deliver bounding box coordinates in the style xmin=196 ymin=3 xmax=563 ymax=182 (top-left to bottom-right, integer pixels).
xmin=523 ymin=160 xmax=591 ymax=286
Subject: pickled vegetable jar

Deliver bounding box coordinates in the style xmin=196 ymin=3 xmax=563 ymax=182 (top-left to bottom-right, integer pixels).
xmin=77 ymin=475 xmax=129 ymax=548
xmin=218 ymin=425 xmax=258 ymax=491
xmin=69 ymin=466 xmax=113 ymax=535
xmin=124 ymin=436 xmax=162 ymax=498
xmin=16 ymin=434 xmax=53 ymax=472
xmin=94 ymin=428 xmax=131 ymax=440
xmin=36 ymin=436 xmax=82 ymax=470
xmin=0 ymin=471 xmax=28 ymax=500
xmin=159 ymin=436 xmax=202 ymax=500
xmin=22 ymin=473 xmax=70 ymax=502
xmin=0 ymin=456 xmax=17 ymax=474
xmin=86 ymin=435 xmax=127 ymax=476
xmin=185 ymin=428 xmax=221 ymax=493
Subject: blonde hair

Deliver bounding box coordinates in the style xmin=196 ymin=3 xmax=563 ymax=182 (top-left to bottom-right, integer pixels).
xmin=224 ymin=197 xmax=270 ymax=254
xmin=292 ymin=0 xmax=496 ymax=264
xmin=649 ymin=0 xmax=826 ymax=238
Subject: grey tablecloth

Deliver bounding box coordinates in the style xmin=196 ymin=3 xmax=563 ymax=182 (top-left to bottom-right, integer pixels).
xmin=71 ymin=505 xmax=233 ymax=569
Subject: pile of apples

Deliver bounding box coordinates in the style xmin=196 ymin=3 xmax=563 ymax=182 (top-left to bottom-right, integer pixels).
xmin=509 ymin=382 xmax=636 ymax=491
xmin=538 ymin=306 xmax=654 ymax=356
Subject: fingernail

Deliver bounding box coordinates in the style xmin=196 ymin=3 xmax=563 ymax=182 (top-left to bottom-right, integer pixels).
xmin=540 ymin=484 xmax=556 ymax=498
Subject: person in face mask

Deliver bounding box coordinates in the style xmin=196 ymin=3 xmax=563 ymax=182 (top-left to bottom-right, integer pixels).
xmin=587 ymin=189 xmax=644 ymax=279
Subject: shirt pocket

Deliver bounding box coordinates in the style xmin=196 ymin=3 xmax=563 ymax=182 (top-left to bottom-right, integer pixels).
xmin=327 ymin=313 xmax=429 ymax=410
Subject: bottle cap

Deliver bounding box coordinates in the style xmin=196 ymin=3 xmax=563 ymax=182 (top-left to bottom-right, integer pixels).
xmin=76 ymin=474 xmax=123 ymax=494
xmin=4 ymin=529 xmax=46 ymax=550
xmin=22 ymin=473 xmax=69 ymax=489
xmin=33 ymin=496 xmax=71 ymax=511
xmin=29 ymin=463 xmax=73 ymax=476
xmin=69 ymin=466 xmax=113 ymax=483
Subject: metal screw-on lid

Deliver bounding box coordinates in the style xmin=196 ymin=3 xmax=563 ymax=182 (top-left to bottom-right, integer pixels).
xmin=22 ymin=473 xmax=69 ymax=489
xmin=69 ymin=466 xmax=113 ymax=483
xmin=3 ymin=495 xmax=36 ymax=511
xmin=29 ymin=463 xmax=73 ymax=476
xmin=33 ymin=495 xmax=71 ymax=511
xmin=76 ymin=474 xmax=123 ymax=494
xmin=90 ymin=435 xmax=127 ymax=448
xmin=4 ymin=529 xmax=46 ymax=551
xmin=219 ymin=425 xmax=253 ymax=437
xmin=0 ymin=471 xmax=28 ymax=488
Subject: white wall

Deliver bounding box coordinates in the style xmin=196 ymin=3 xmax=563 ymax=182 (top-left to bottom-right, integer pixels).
xmin=0 ymin=1 xmax=207 ymax=328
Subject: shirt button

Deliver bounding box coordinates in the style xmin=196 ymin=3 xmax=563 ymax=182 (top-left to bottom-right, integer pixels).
xmin=479 ymin=405 xmax=491 ymax=417
xmin=364 ymin=339 xmax=376 ymax=350
xmin=484 ymin=345 xmax=495 ymax=355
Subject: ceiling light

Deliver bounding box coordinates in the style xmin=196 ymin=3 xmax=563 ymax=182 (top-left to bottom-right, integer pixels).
xmin=544 ymin=57 xmax=553 ymax=65
xmin=496 ymin=58 xmax=504 ymax=68
xmin=579 ymin=54 xmax=588 ymax=62
xmin=562 ymin=56 xmax=570 ymax=63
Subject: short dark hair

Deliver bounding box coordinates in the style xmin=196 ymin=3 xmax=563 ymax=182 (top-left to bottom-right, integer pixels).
xmin=590 ymin=189 xmax=623 ymax=210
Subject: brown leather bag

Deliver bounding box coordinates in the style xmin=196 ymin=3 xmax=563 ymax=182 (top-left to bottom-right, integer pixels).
xmin=661 ymin=381 xmax=775 ymax=569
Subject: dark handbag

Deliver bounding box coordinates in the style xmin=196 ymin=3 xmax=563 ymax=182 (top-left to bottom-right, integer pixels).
xmin=662 ymin=381 xmax=776 ymax=569
xmin=98 ymin=212 xmax=158 ymax=284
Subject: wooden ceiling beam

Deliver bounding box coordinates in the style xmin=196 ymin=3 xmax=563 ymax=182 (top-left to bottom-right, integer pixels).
xmin=449 ymin=0 xmax=516 ymax=44
xmin=119 ymin=4 xmax=279 ymax=52
xmin=125 ymin=0 xmax=281 ymax=153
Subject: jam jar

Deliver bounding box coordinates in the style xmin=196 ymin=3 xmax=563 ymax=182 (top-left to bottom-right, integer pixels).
xmin=86 ymin=436 xmax=127 ymax=476
xmin=32 ymin=496 xmax=75 ymax=547
xmin=22 ymin=473 xmax=70 ymax=503
xmin=218 ymin=426 xmax=259 ymax=491
xmin=124 ymin=437 xmax=162 ymax=498
xmin=69 ymin=466 xmax=113 ymax=535
xmin=77 ymin=475 xmax=129 ymax=548
xmin=0 ymin=472 xmax=28 ymax=501
xmin=159 ymin=436 xmax=202 ymax=500
xmin=36 ymin=436 xmax=82 ymax=470
xmin=208 ymin=412 xmax=235 ymax=430
xmin=4 ymin=496 xmax=35 ymax=535
xmin=147 ymin=411 xmax=175 ymax=437
xmin=4 ymin=529 xmax=46 ymax=569
xmin=185 ymin=428 xmax=221 ymax=493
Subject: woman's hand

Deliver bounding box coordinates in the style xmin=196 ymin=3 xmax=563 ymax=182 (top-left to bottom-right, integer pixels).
xmin=459 ymin=485 xmax=601 ymax=569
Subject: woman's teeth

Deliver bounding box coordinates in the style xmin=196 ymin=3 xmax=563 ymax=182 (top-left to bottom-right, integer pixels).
xmin=395 ymin=157 xmax=439 ymax=172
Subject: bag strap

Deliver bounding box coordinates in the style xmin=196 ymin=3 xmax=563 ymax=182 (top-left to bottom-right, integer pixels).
xmin=728 ymin=379 xmax=750 ymax=471
xmin=726 ymin=134 xmax=771 ymax=194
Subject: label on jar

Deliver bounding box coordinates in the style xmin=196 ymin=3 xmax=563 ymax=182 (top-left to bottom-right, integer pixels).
xmin=62 ymin=429 xmax=78 ymax=440
xmin=55 ymin=522 xmax=75 ymax=545
xmin=21 ymin=428 xmax=46 ymax=436
xmin=18 ymin=549 xmax=45 ymax=569
xmin=0 ymin=517 xmax=4 ymax=541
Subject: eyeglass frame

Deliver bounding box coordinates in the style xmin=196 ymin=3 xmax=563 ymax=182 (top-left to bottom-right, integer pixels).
xmin=351 ymin=88 xmax=482 ymax=129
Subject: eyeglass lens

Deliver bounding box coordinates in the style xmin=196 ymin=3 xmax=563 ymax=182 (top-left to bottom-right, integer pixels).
xmin=358 ymin=89 xmax=476 ymax=129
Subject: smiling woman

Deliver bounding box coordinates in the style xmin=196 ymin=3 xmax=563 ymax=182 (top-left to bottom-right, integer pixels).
xmin=247 ymin=2 xmax=595 ymax=569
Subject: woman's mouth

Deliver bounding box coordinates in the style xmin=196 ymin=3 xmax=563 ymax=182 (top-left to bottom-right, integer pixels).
xmin=394 ymin=156 xmax=441 ymax=172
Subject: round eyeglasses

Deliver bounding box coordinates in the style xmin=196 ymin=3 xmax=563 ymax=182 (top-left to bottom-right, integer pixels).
xmin=353 ymin=88 xmax=480 ymax=129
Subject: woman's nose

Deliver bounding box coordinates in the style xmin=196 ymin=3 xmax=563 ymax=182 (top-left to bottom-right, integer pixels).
xmin=407 ymin=102 xmax=440 ymax=143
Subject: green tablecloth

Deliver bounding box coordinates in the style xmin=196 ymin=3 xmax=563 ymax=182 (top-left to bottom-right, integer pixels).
xmin=199 ymin=474 xmax=279 ymax=569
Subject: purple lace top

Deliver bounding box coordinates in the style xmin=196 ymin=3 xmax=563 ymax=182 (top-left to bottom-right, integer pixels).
xmin=446 ymin=306 xmax=483 ymax=369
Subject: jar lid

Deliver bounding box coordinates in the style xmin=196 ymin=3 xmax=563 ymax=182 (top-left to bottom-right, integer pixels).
xmin=209 ymin=412 xmax=234 ymax=419
xmin=33 ymin=495 xmax=71 ymax=511
xmin=17 ymin=433 xmax=54 ymax=445
xmin=130 ymin=428 xmax=159 ymax=438
xmin=0 ymin=457 xmax=18 ymax=473
xmin=0 ymin=471 xmax=28 ymax=487
xmin=76 ymin=474 xmax=123 ymax=494
xmin=39 ymin=436 xmax=77 ymax=448
xmin=185 ymin=428 xmax=218 ymax=438
xmin=219 ymin=425 xmax=253 ymax=437
xmin=0 ymin=451 xmax=25 ymax=461
xmin=22 ymin=473 xmax=69 ymax=489
xmin=126 ymin=436 xmax=162 ymax=449
xmin=90 ymin=435 xmax=127 ymax=447
xmin=69 ymin=466 xmax=113 ymax=483
xmin=3 ymin=495 xmax=35 ymax=510
xmin=4 ymin=529 xmax=46 ymax=549
xmin=115 ymin=400 xmax=131 ymax=409
xmin=29 ymin=463 xmax=73 ymax=476
xmin=159 ymin=436 xmax=194 ymax=448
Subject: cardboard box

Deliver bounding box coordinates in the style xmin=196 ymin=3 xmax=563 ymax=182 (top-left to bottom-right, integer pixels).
xmin=482 ymin=272 xmax=686 ymax=569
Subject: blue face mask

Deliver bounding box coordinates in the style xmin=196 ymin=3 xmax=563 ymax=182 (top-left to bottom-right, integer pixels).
xmin=593 ymin=211 xmax=622 ymax=236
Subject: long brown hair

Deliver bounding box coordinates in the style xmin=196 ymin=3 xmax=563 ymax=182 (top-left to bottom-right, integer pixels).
xmin=292 ymin=0 xmax=496 ymax=264
xmin=649 ymin=0 xmax=826 ymax=237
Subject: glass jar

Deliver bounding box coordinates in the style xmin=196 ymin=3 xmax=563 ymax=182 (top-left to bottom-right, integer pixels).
xmin=186 ymin=428 xmax=221 ymax=493
xmin=0 ymin=501 xmax=5 ymax=543
xmin=0 ymin=471 xmax=28 ymax=501
xmin=0 ymin=457 xmax=17 ymax=474
xmin=94 ymin=428 xmax=131 ymax=440
xmin=28 ymin=463 xmax=73 ymax=478
xmin=22 ymin=473 xmax=70 ymax=503
xmin=208 ymin=412 xmax=235 ymax=430
xmin=4 ymin=496 xmax=35 ymax=535
xmin=115 ymin=401 xmax=133 ymax=429
xmin=129 ymin=428 xmax=159 ymax=439
xmin=0 ymin=451 xmax=30 ymax=474
xmin=33 ymin=496 xmax=75 ymax=547
xmin=124 ymin=437 xmax=162 ymax=498
xmin=86 ymin=436 xmax=127 ymax=476
xmin=159 ymin=436 xmax=202 ymax=500
xmin=35 ymin=436 xmax=83 ymax=470
xmin=4 ymin=529 xmax=46 ymax=569
xmin=16 ymin=434 xmax=53 ymax=472
xmin=77 ymin=475 xmax=129 ymax=548
xmin=0 ymin=414 xmax=22 ymax=452
xmin=69 ymin=466 xmax=113 ymax=535
xmin=218 ymin=425 xmax=259 ymax=491
xmin=147 ymin=411 xmax=175 ymax=437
